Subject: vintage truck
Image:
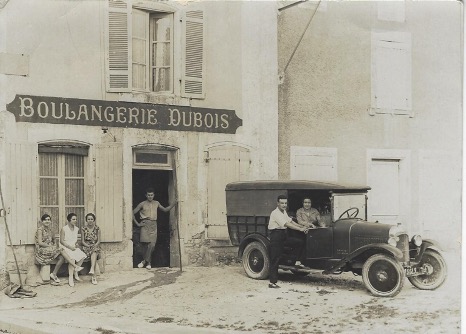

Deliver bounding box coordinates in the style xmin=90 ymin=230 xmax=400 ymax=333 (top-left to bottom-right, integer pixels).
xmin=226 ymin=180 xmax=447 ymax=297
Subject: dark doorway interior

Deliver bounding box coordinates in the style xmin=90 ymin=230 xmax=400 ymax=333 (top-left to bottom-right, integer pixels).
xmin=132 ymin=169 xmax=171 ymax=268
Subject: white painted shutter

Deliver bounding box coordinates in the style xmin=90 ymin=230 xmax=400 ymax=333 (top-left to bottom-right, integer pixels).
xmin=367 ymin=159 xmax=400 ymax=225
xmin=371 ymin=32 xmax=411 ymax=113
xmin=290 ymin=146 xmax=337 ymax=182
xmin=181 ymin=9 xmax=205 ymax=99
xmin=106 ymin=0 xmax=132 ymax=92
xmin=4 ymin=143 xmax=38 ymax=245
xmin=95 ymin=143 xmax=123 ymax=242
xmin=207 ymin=146 xmax=250 ymax=239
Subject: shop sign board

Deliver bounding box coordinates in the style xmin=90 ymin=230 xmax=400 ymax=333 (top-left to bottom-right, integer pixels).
xmin=6 ymin=95 xmax=242 ymax=134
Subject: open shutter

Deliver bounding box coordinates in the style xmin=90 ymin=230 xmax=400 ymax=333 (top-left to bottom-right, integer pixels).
xmin=181 ymin=9 xmax=205 ymax=99
xmin=106 ymin=0 xmax=132 ymax=92
xmin=5 ymin=142 xmax=38 ymax=245
xmin=95 ymin=143 xmax=123 ymax=242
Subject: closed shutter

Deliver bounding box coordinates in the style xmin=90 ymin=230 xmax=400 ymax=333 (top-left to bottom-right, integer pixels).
xmin=4 ymin=142 xmax=38 ymax=245
xmin=106 ymin=0 xmax=132 ymax=92
xmin=95 ymin=143 xmax=123 ymax=241
xmin=206 ymin=145 xmax=250 ymax=239
xmin=181 ymin=9 xmax=205 ymax=99
xmin=290 ymin=146 xmax=337 ymax=182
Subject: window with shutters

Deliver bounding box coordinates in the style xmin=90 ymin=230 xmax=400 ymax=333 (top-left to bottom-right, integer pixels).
xmin=106 ymin=0 xmax=205 ymax=98
xmin=370 ymin=31 xmax=412 ymax=116
xmin=39 ymin=151 xmax=86 ymax=235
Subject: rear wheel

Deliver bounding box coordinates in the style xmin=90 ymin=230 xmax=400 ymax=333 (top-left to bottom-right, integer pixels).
xmin=242 ymin=241 xmax=269 ymax=279
xmin=408 ymin=249 xmax=447 ymax=290
xmin=362 ymin=254 xmax=404 ymax=297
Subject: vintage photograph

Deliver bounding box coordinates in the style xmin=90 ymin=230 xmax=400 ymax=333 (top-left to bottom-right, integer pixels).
xmin=0 ymin=0 xmax=462 ymax=333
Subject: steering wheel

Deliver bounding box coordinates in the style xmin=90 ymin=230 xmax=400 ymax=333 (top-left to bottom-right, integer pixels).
xmin=338 ymin=207 xmax=360 ymax=220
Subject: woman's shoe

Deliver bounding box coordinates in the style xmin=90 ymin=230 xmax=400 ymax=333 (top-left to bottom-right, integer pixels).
xmin=75 ymin=266 xmax=84 ymax=272
xmin=68 ymin=277 xmax=75 ymax=287
xmin=91 ymin=276 xmax=97 ymax=285
xmin=50 ymin=273 xmax=60 ymax=284
xmin=74 ymin=273 xmax=82 ymax=282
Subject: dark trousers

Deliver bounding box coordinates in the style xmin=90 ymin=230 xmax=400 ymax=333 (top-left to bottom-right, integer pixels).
xmin=269 ymin=229 xmax=286 ymax=284
xmin=269 ymin=229 xmax=305 ymax=284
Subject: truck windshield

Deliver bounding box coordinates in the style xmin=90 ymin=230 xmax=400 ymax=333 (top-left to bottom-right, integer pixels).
xmin=332 ymin=193 xmax=366 ymax=221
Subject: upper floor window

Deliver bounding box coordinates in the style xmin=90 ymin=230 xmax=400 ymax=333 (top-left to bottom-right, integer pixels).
xmin=132 ymin=10 xmax=173 ymax=93
xmin=106 ymin=0 xmax=205 ymax=98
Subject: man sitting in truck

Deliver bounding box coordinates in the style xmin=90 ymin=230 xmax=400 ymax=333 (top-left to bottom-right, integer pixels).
xmin=268 ymin=194 xmax=310 ymax=288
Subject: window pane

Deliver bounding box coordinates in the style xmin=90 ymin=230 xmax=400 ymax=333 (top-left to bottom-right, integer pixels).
xmin=152 ymin=16 xmax=171 ymax=42
xmin=152 ymin=42 xmax=170 ymax=67
xmin=153 ymin=68 xmax=170 ymax=92
xmin=40 ymin=179 xmax=58 ymax=205
xmin=133 ymin=39 xmax=146 ymax=64
xmin=65 ymin=179 xmax=84 ymax=205
xmin=65 ymin=155 xmax=84 ymax=177
xmin=39 ymin=153 xmax=58 ymax=176
xmin=132 ymin=64 xmax=146 ymax=90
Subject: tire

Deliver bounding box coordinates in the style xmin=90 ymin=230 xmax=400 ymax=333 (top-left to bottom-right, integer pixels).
xmin=408 ymin=249 xmax=447 ymax=290
xmin=362 ymin=254 xmax=405 ymax=297
xmin=242 ymin=241 xmax=269 ymax=280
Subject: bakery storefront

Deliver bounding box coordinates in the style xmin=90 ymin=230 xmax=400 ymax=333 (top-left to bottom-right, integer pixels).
xmin=0 ymin=93 xmax=243 ymax=283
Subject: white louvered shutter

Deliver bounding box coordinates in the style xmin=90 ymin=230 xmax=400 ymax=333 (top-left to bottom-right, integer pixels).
xmin=181 ymin=9 xmax=205 ymax=99
xmin=106 ymin=0 xmax=132 ymax=92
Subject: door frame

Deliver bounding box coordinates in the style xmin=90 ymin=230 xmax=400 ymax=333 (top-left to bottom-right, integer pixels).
xmin=131 ymin=144 xmax=180 ymax=267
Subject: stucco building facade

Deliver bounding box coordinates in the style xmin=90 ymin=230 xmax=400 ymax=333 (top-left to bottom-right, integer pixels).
xmin=0 ymin=0 xmax=279 ymax=285
xmin=278 ymin=1 xmax=462 ymax=250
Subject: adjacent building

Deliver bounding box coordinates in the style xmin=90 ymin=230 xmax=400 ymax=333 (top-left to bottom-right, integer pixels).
xmin=278 ymin=0 xmax=462 ymax=249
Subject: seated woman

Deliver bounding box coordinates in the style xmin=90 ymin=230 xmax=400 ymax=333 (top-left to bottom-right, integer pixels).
xmin=81 ymin=213 xmax=101 ymax=285
xmin=60 ymin=213 xmax=87 ymax=287
xmin=35 ymin=213 xmax=83 ymax=284
xmin=296 ymin=197 xmax=325 ymax=228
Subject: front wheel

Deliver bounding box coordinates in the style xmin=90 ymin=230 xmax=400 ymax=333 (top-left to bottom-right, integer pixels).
xmin=242 ymin=241 xmax=269 ymax=280
xmin=408 ymin=249 xmax=447 ymax=290
xmin=362 ymin=254 xmax=405 ymax=297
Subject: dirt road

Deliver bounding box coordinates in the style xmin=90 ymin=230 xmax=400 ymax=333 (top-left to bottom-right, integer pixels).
xmin=0 ymin=250 xmax=460 ymax=333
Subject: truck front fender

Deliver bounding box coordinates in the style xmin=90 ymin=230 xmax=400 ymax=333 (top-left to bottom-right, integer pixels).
xmin=323 ymin=243 xmax=403 ymax=275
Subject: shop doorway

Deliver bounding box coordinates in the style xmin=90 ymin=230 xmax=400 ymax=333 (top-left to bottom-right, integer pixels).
xmin=132 ymin=169 xmax=172 ymax=268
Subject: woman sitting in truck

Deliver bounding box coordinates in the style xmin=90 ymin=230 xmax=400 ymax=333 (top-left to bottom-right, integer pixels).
xmin=296 ymin=197 xmax=325 ymax=228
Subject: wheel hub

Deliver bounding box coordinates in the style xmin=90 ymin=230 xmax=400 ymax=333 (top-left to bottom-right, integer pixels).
xmin=376 ymin=270 xmax=388 ymax=282
xmin=422 ymin=263 xmax=434 ymax=275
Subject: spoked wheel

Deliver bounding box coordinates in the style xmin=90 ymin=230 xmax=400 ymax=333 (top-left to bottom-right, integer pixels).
xmin=242 ymin=241 xmax=269 ymax=279
xmin=362 ymin=254 xmax=404 ymax=297
xmin=408 ymin=249 xmax=447 ymax=290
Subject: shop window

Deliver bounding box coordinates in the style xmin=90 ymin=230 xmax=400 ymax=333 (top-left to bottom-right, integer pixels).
xmin=38 ymin=149 xmax=87 ymax=234
xmin=370 ymin=31 xmax=412 ymax=116
xmin=106 ymin=0 xmax=205 ymax=98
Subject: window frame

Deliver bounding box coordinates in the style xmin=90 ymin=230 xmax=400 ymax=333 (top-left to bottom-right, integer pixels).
xmin=38 ymin=151 xmax=88 ymax=231
xmin=131 ymin=6 xmax=174 ymax=94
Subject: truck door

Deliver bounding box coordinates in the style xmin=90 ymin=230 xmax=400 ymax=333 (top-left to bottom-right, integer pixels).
xmin=305 ymin=227 xmax=333 ymax=259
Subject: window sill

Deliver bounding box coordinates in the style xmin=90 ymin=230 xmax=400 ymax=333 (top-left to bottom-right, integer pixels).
xmin=368 ymin=107 xmax=414 ymax=118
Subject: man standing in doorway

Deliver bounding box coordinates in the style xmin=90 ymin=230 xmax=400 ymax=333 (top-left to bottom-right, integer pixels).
xmin=132 ymin=187 xmax=177 ymax=269
xmin=268 ymin=194 xmax=310 ymax=288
